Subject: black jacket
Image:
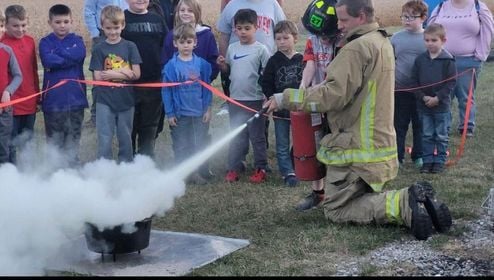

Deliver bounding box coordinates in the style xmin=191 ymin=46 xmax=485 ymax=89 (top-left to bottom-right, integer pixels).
xmin=412 ymin=49 xmax=456 ymax=113
xmin=261 ymin=51 xmax=303 ymax=118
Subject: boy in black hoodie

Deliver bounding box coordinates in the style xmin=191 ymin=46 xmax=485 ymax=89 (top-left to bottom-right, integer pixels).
xmin=411 ymin=23 xmax=456 ymax=174
xmin=261 ymin=20 xmax=303 ymax=187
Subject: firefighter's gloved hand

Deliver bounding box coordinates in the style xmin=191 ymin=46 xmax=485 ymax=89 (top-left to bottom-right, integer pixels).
xmin=265 ymin=96 xmax=278 ymax=114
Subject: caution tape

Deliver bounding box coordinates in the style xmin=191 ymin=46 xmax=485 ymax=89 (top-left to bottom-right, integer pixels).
xmin=395 ymin=68 xmax=473 ymax=92
xmin=1 ymin=69 xmax=476 ymax=166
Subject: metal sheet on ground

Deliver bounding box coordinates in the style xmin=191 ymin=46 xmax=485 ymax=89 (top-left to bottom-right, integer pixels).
xmin=47 ymin=230 xmax=250 ymax=276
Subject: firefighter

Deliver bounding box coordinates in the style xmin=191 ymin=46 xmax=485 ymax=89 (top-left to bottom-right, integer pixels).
xmin=265 ymin=0 xmax=452 ymax=240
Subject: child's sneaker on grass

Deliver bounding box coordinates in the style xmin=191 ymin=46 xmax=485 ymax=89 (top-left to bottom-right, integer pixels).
xmin=414 ymin=158 xmax=423 ymax=168
xmin=284 ymin=174 xmax=299 ymax=187
xmin=225 ymin=170 xmax=239 ymax=182
xmin=249 ymin=168 xmax=266 ymax=183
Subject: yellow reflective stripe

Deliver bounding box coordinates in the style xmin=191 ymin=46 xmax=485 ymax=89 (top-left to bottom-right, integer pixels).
xmin=385 ymin=190 xmax=402 ymax=224
xmin=361 ymin=80 xmax=377 ymax=150
xmin=315 ymin=1 xmax=324 ymax=9
xmin=288 ymin=88 xmax=304 ymax=103
xmin=316 ymin=146 xmax=397 ymax=165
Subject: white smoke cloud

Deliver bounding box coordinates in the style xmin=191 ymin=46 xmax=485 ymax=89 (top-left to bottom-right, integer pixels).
xmin=0 ymin=152 xmax=186 ymax=275
xmin=0 ymin=121 xmax=246 ymax=275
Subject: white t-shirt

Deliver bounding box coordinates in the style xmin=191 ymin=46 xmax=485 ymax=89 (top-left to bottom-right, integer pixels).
xmin=217 ymin=0 xmax=286 ymax=55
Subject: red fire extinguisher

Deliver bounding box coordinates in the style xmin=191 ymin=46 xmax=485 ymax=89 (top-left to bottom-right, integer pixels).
xmin=290 ymin=111 xmax=326 ymax=181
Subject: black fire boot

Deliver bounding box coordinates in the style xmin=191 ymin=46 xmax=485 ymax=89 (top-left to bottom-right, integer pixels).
xmin=408 ymin=182 xmax=433 ymax=240
xmin=295 ymin=191 xmax=325 ymax=212
xmin=415 ymin=181 xmax=452 ymax=233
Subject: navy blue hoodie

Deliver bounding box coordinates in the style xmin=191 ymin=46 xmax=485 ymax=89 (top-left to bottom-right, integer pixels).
xmin=39 ymin=33 xmax=88 ymax=112
xmin=411 ymin=49 xmax=456 ymax=113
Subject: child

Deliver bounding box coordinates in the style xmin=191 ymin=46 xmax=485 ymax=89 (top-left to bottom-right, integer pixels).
xmin=39 ymin=4 xmax=88 ymax=166
xmin=161 ymin=0 xmax=219 ymax=86
xmin=160 ymin=0 xmax=219 ymax=179
xmin=261 ymin=20 xmax=302 ymax=187
xmin=161 ymin=23 xmax=212 ymax=185
xmin=299 ymin=25 xmax=339 ymax=88
xmin=89 ymin=5 xmax=142 ymax=162
xmin=293 ymin=0 xmax=340 ymax=211
xmin=217 ymin=9 xmax=271 ymax=184
xmin=411 ymin=23 xmax=456 ymax=174
xmin=391 ymin=0 xmax=428 ymax=168
xmin=121 ymin=0 xmax=168 ymax=159
xmin=84 ymin=0 xmax=129 ymax=127
xmin=0 ymin=10 xmax=23 ymax=164
xmin=216 ymin=0 xmax=285 ymax=115
xmin=0 ymin=5 xmax=40 ymax=165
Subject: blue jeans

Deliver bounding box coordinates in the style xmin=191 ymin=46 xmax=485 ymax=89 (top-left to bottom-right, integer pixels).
xmin=96 ymin=103 xmax=134 ymax=163
xmin=10 ymin=113 xmax=36 ymax=164
xmin=451 ymin=56 xmax=482 ymax=132
xmin=170 ymin=115 xmax=209 ymax=175
xmin=274 ymin=118 xmax=295 ymax=177
xmin=421 ymin=111 xmax=449 ymax=165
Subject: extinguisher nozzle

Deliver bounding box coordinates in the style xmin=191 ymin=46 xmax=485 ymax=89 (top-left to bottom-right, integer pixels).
xmin=246 ymin=106 xmax=269 ymax=124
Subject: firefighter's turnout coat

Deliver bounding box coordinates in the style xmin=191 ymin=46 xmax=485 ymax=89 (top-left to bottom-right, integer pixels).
xmin=281 ymin=22 xmax=398 ymax=193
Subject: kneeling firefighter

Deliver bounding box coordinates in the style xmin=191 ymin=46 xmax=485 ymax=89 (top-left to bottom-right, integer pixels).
xmin=267 ymin=0 xmax=452 ymax=240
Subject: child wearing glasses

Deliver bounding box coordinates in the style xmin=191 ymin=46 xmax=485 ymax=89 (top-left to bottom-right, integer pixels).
xmin=390 ymin=0 xmax=428 ymax=169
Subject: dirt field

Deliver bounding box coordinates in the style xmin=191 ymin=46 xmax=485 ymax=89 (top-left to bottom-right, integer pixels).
xmin=0 ymin=0 xmax=483 ymax=46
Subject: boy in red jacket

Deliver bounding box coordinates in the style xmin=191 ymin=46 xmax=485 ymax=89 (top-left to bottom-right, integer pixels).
xmin=0 ymin=10 xmax=23 ymax=164
xmin=0 ymin=5 xmax=40 ymax=164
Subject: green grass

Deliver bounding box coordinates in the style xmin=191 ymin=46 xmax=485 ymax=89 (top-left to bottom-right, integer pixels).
xmin=31 ymin=29 xmax=494 ymax=276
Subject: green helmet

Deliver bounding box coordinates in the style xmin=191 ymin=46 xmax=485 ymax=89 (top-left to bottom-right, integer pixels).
xmin=302 ymin=0 xmax=340 ymax=38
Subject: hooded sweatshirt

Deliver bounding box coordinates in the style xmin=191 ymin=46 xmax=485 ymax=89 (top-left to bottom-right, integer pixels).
xmin=412 ymin=49 xmax=456 ymax=113
xmin=161 ymin=24 xmax=219 ymax=81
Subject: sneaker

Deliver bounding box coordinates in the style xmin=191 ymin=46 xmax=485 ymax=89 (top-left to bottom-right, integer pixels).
xmin=431 ymin=163 xmax=445 ymax=174
xmin=415 ymin=181 xmax=452 ymax=233
xmin=420 ymin=163 xmax=433 ymax=174
xmin=249 ymin=168 xmax=266 ymax=183
xmin=408 ymin=182 xmax=434 ymax=240
xmin=225 ymin=170 xmax=239 ymax=182
xmin=216 ymin=102 xmax=229 ymax=116
xmin=414 ymin=158 xmax=423 ymax=168
xmin=295 ymin=191 xmax=325 ymax=211
xmin=284 ymin=174 xmax=299 ymax=187
xmin=458 ymin=128 xmax=474 ymax=138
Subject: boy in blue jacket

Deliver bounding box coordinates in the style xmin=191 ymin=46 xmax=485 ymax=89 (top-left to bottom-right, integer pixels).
xmin=162 ymin=23 xmax=212 ymax=185
xmin=39 ymin=4 xmax=88 ymax=166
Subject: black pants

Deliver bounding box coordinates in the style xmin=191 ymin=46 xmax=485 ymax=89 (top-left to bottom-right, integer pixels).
xmin=394 ymin=91 xmax=422 ymax=163
xmin=132 ymin=87 xmax=163 ymax=158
